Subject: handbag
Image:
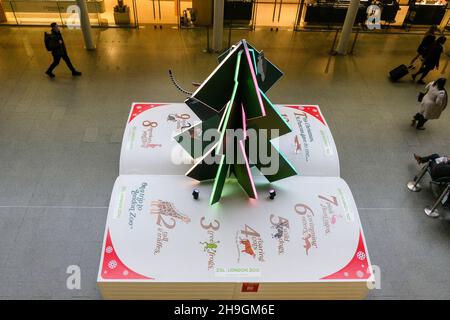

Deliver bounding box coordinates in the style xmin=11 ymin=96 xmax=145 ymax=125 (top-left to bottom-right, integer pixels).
xmin=418 ymin=91 xmax=425 ymax=102
xmin=418 ymin=84 xmax=430 ymax=102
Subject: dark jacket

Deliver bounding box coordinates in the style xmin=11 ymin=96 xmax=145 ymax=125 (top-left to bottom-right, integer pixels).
xmin=417 ymin=34 xmax=435 ymax=57
xmin=430 ymin=162 xmax=450 ymax=181
xmin=48 ymin=30 xmax=67 ymax=56
xmin=424 ymin=43 xmax=444 ymax=68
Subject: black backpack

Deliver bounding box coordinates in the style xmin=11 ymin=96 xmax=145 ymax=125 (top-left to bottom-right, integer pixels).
xmin=44 ymin=32 xmax=57 ymax=51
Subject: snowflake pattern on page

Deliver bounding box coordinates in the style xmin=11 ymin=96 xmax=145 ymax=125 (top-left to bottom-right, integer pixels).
xmin=101 ymin=230 xmax=153 ymax=280
xmin=321 ymin=232 xmax=372 ymax=280
xmin=284 ymin=105 xmax=326 ymax=126
xmin=129 ymin=103 xmax=168 ymax=123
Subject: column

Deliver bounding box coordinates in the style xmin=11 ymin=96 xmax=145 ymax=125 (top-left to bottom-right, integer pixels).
xmin=336 ymin=0 xmax=361 ymax=55
xmin=212 ymin=0 xmax=225 ymax=52
xmin=439 ymin=9 xmax=450 ymax=32
xmin=0 ymin=1 xmax=7 ymax=23
xmin=76 ymin=0 xmax=95 ymax=50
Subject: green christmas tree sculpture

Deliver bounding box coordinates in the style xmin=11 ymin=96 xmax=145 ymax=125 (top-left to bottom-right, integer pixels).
xmin=175 ymin=40 xmax=297 ymax=205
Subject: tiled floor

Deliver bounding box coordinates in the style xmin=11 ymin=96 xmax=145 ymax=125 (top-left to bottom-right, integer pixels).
xmin=0 ymin=26 xmax=449 ymax=299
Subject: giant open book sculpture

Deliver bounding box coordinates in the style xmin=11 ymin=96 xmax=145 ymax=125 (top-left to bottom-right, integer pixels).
xmin=97 ymin=40 xmax=374 ymax=300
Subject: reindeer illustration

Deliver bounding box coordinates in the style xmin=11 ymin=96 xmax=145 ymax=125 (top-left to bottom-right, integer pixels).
xmin=239 ymin=239 xmax=256 ymax=258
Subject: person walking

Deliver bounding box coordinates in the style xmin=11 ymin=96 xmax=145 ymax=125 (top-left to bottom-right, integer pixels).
xmin=45 ymin=22 xmax=81 ymax=78
xmin=409 ymin=25 xmax=438 ymax=67
xmin=412 ymin=36 xmax=446 ymax=84
xmin=411 ymin=78 xmax=447 ymax=130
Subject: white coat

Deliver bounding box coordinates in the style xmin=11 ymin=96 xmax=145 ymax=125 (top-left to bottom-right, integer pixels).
xmin=419 ymin=81 xmax=447 ymax=119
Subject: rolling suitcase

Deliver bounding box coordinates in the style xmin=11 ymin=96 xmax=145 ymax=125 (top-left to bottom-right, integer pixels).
xmin=389 ymin=64 xmax=409 ymax=81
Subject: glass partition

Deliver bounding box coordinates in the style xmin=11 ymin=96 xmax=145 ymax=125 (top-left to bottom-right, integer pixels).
xmin=1 ymin=0 xmax=64 ymax=25
xmin=253 ymin=0 xmax=300 ymax=29
xmin=134 ymin=0 xmax=181 ymax=26
xmin=0 ymin=0 xmax=138 ymax=26
xmin=224 ymin=0 xmax=254 ymax=28
xmin=97 ymin=0 xmax=137 ymax=27
xmin=0 ymin=0 xmax=197 ymax=27
xmin=0 ymin=0 xmax=448 ymax=29
xmin=59 ymin=0 xmax=103 ymax=26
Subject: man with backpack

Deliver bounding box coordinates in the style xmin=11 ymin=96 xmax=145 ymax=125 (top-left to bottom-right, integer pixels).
xmin=45 ymin=22 xmax=81 ymax=78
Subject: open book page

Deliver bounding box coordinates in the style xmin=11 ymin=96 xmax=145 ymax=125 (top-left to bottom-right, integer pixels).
xmin=119 ymin=103 xmax=339 ymax=177
xmin=99 ymin=174 xmax=372 ymax=284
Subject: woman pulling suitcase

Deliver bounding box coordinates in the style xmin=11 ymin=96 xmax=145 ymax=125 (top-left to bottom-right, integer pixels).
xmin=409 ymin=25 xmax=438 ymax=68
xmin=412 ymin=36 xmax=446 ymax=84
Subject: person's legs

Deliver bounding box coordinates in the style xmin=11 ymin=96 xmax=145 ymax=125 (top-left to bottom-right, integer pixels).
xmin=46 ymin=54 xmax=61 ymax=75
xmin=411 ymin=112 xmax=422 ymax=126
xmin=416 ymin=116 xmax=428 ymax=129
xmin=417 ymin=153 xmax=440 ymax=163
xmin=412 ymin=113 xmax=427 ymax=129
xmin=61 ymin=54 xmax=75 ymax=72
xmin=417 ymin=66 xmax=432 ymax=83
xmin=412 ymin=65 xmax=425 ymax=79
xmin=62 ymin=55 xmax=81 ymax=76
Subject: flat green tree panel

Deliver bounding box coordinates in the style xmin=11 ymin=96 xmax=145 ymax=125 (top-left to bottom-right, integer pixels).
xmin=186 ymin=149 xmax=221 ymax=181
xmin=189 ymin=43 xmax=243 ymax=114
xmin=246 ymin=90 xmax=292 ymax=139
xmin=221 ymin=41 xmax=284 ymax=94
xmin=209 ymin=155 xmax=230 ymax=205
xmin=238 ymin=42 xmax=266 ymax=120
xmin=174 ymin=114 xmax=221 ymax=159
xmin=250 ymin=142 xmax=298 ymax=182
xmin=246 ymin=42 xmax=284 ymax=93
xmin=233 ymin=144 xmax=257 ymax=199
xmin=184 ymin=96 xmax=220 ymax=121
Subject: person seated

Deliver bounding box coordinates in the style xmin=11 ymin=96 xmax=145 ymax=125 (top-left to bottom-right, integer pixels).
xmin=414 ymin=153 xmax=450 ymax=180
xmin=414 ymin=153 xmax=449 ymax=165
